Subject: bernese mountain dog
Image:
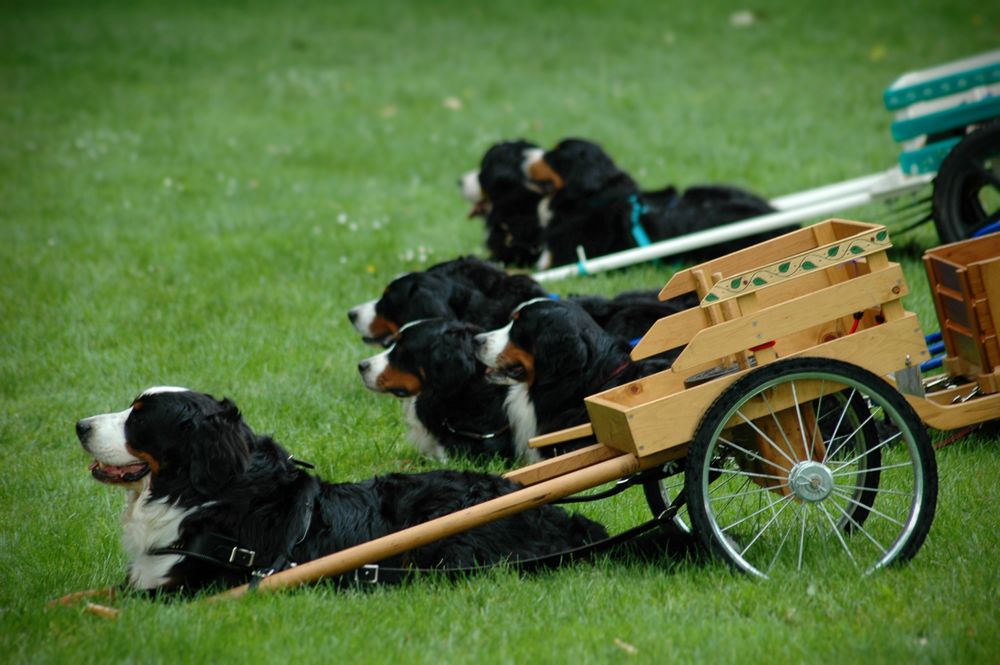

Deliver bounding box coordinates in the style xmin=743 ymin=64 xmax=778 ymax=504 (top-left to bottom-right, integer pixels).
xmin=348 ymin=255 xmax=693 ymax=348
xmin=460 ymin=139 xmax=545 ymax=267
xmin=348 ymin=255 xmax=544 ymax=347
xmin=73 ymin=387 xmax=607 ymax=594
xmin=358 ymin=319 xmax=529 ymax=464
xmin=524 ymin=138 xmax=782 ymax=270
xmin=473 ymin=298 xmax=674 ymax=457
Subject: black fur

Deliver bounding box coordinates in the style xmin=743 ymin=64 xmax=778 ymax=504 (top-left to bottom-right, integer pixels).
xmin=473 ymin=140 xmax=545 ymax=266
xmin=80 ymin=389 xmax=607 ymax=594
xmin=476 ymin=300 xmax=674 ymax=456
xmin=350 ymin=255 xmax=692 ymax=348
xmin=359 ymin=319 xmax=520 ymax=462
xmin=532 ymin=138 xmax=784 ymax=267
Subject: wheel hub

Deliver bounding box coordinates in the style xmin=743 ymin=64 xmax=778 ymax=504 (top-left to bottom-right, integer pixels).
xmin=788 ymin=461 xmax=834 ymax=502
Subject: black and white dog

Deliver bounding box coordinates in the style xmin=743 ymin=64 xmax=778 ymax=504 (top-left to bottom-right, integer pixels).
xmin=460 ymin=139 xmax=545 ymax=267
xmin=358 ymin=320 xmax=529 ymax=463
xmin=348 ymin=255 xmax=692 ymax=348
xmin=524 ymin=138 xmax=782 ymax=270
xmin=348 ymin=256 xmax=544 ymax=347
xmin=74 ymin=387 xmax=607 ymax=594
xmin=474 ymin=299 xmax=673 ymax=456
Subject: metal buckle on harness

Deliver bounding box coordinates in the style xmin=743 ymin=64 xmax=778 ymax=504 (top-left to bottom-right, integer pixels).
xmin=354 ymin=564 xmax=379 ymax=584
xmin=229 ymin=546 xmax=256 ymax=568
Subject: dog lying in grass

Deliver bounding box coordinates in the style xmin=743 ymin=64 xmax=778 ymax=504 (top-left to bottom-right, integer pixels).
xmin=67 ymin=387 xmax=608 ymax=595
xmin=358 ymin=319 xmax=529 ymax=463
xmin=348 ymin=255 xmax=691 ymax=348
xmin=524 ymin=138 xmax=782 ymax=270
xmin=474 ymin=299 xmax=674 ymax=456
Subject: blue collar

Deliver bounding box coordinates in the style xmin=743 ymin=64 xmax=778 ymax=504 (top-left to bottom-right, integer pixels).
xmin=628 ymin=194 xmax=652 ymax=247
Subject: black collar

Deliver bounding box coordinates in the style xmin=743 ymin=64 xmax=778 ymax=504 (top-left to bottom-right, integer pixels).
xmin=441 ymin=418 xmax=511 ymax=441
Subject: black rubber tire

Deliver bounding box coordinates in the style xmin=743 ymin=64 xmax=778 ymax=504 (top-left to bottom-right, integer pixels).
xmin=932 ymin=121 xmax=1000 ymax=244
xmin=684 ymin=357 xmax=937 ymax=578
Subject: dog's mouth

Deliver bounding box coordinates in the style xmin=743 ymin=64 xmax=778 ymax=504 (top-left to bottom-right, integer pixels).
xmin=467 ymin=200 xmax=490 ymax=218
xmin=484 ymin=363 xmax=527 ymax=385
xmin=362 ymin=333 xmax=395 ymax=347
xmin=88 ymin=460 xmax=151 ymax=485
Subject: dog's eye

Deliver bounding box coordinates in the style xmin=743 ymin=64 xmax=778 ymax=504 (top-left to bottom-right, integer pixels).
xmin=389 ymin=388 xmax=411 ymax=398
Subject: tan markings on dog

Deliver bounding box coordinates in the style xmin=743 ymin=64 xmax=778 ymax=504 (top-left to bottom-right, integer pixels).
xmin=527 ymin=158 xmax=564 ymax=191
xmin=498 ymin=342 xmax=536 ymax=386
xmin=131 ymin=400 xmax=144 ymax=411
xmin=369 ymin=314 xmax=400 ymax=340
xmin=378 ymin=365 xmax=423 ymax=395
xmin=126 ymin=446 xmax=160 ymax=475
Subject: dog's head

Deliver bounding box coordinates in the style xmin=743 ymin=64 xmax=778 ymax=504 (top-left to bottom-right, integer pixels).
xmin=348 ymin=272 xmax=461 ymax=346
xmin=75 ymin=387 xmax=253 ymax=499
xmin=474 ymin=298 xmax=608 ymax=389
xmin=460 ymin=139 xmax=542 ymax=214
xmin=358 ymin=319 xmax=483 ymax=398
xmin=523 ymin=138 xmax=626 ymax=199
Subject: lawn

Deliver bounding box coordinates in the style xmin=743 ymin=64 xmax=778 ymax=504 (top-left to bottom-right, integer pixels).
xmin=2 ymin=0 xmax=999 ymax=662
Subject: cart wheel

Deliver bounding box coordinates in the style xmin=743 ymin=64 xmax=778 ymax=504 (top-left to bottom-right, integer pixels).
xmin=932 ymin=121 xmax=1000 ymax=243
xmin=685 ymin=357 xmax=937 ymax=578
xmin=642 ymin=462 xmax=691 ymax=535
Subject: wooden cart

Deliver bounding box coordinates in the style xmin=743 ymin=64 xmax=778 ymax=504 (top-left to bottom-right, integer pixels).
xmin=219 ymin=220 xmax=1000 ymax=597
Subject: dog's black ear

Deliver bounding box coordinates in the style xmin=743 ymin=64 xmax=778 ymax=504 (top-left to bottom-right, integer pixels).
xmin=427 ymin=324 xmax=480 ymax=386
xmin=535 ymin=328 xmax=589 ymax=384
xmin=406 ymin=275 xmax=456 ymax=320
xmin=445 ymin=281 xmax=489 ymax=321
xmin=187 ymin=398 xmax=252 ymax=495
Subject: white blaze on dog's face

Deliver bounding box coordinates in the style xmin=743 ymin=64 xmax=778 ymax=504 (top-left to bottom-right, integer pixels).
xmin=76 ymin=386 xmax=189 ymax=486
xmin=459 ymin=169 xmax=483 ymax=204
xmin=348 ymin=298 xmax=379 ymax=337
xmin=474 ymin=320 xmax=513 ymax=375
xmin=475 ymin=298 xmax=549 ymax=386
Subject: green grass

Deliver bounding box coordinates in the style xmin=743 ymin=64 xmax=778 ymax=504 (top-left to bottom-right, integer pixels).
xmin=3 ymin=0 xmax=1000 ymax=662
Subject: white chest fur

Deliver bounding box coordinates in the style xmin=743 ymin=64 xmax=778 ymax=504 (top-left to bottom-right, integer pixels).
xmin=403 ymin=398 xmax=449 ymax=462
xmin=121 ymin=489 xmax=194 ymax=589
xmin=505 ymin=384 xmax=540 ymax=464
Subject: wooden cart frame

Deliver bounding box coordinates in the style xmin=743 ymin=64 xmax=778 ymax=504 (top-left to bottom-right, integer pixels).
xmin=217 ymin=220 xmax=1000 ymax=597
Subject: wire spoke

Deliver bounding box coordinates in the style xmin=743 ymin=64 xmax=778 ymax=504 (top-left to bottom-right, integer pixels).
xmin=717 ymin=436 xmax=791 ymax=474
xmin=716 ymin=492 xmax=794 ymax=534
xmin=791 ymin=380 xmax=811 ymax=462
xmin=830 ymin=430 xmax=903 ymax=473
xmin=807 ymin=380 xmax=827 ymax=458
xmin=830 ymin=500 xmax=889 ymax=555
xmin=831 ymin=488 xmax=908 ymax=528
xmin=818 ymin=502 xmax=858 ymax=568
xmin=822 ymin=387 xmax=858 ymax=462
xmin=831 ymin=458 xmax=912 ymax=477
xmin=761 ymin=392 xmax=798 ymax=464
xmin=710 ymin=464 xmax=791 ymax=484
xmin=766 ymin=502 xmax=804 ymax=573
xmin=738 ymin=493 xmax=797 ymax=558
xmin=824 ymin=404 xmax=880 ymax=462
xmin=736 ymin=405 xmax=799 ymax=468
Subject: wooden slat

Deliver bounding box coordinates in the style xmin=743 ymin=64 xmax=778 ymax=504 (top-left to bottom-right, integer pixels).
xmin=655 ymin=222 xmax=859 ymax=301
xmin=630 ymin=306 xmax=710 ymax=360
xmin=701 ymin=226 xmax=891 ymax=305
xmin=528 ymin=423 xmax=593 ymax=448
xmin=906 ymin=390 xmax=1000 ymax=429
xmin=670 ymin=263 xmax=908 ymax=371
xmin=503 ymin=443 xmax=621 ymax=486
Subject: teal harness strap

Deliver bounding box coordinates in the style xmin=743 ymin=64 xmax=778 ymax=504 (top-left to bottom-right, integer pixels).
xmin=628 ymin=194 xmax=652 ymax=247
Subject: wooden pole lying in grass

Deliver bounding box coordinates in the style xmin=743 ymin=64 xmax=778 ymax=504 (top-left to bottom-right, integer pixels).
xmin=211 ymin=447 xmax=671 ymax=601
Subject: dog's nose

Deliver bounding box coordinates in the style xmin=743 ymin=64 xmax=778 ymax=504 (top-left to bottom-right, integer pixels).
xmin=358 ymin=360 xmax=370 ymax=374
xmin=348 ymin=308 xmax=358 ymax=324
xmin=75 ymin=419 xmax=92 ymax=442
